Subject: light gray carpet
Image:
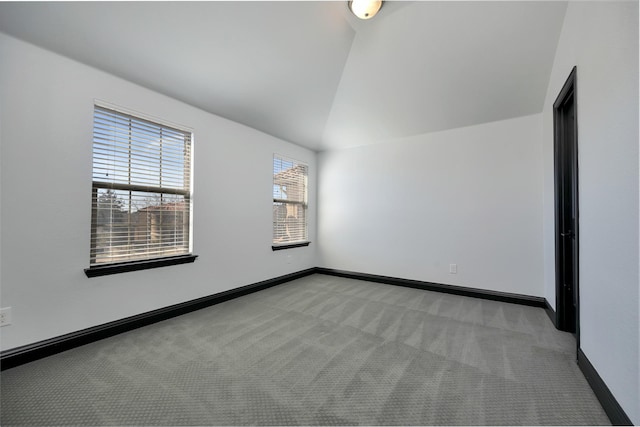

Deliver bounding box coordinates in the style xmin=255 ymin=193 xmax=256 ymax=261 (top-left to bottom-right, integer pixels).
xmin=1 ymin=274 xmax=609 ymax=425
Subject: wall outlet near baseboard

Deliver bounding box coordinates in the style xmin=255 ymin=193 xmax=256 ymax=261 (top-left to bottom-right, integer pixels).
xmin=0 ymin=307 xmax=12 ymax=326
xmin=449 ymin=264 xmax=457 ymax=274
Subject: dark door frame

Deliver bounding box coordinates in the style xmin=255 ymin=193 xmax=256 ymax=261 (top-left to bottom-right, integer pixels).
xmin=553 ymin=66 xmax=579 ymax=347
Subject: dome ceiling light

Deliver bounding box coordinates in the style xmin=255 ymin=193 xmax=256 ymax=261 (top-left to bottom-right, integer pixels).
xmin=348 ymin=0 xmax=383 ymax=20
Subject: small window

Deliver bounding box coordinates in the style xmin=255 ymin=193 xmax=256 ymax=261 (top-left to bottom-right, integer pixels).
xmin=89 ymin=104 xmax=193 ymax=268
xmin=273 ymin=155 xmax=309 ymax=249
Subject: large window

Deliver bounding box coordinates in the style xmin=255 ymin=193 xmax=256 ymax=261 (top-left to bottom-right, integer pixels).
xmin=273 ymin=155 xmax=309 ymax=249
xmin=89 ymin=104 xmax=193 ymax=270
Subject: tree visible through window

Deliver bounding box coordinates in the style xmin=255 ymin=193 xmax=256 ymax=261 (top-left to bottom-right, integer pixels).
xmin=90 ymin=104 xmax=192 ymax=265
xmin=273 ymin=155 xmax=308 ymax=246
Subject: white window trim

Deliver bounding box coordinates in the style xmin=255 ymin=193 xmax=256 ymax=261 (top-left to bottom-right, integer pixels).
xmin=86 ymin=102 xmax=196 ymax=275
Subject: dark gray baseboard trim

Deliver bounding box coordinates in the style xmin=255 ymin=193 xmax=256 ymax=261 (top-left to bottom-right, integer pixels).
xmin=544 ymin=299 xmax=557 ymax=327
xmin=0 ymin=267 xmax=316 ymax=371
xmin=316 ymin=268 xmax=546 ymax=308
xmin=577 ymin=348 xmax=632 ymax=425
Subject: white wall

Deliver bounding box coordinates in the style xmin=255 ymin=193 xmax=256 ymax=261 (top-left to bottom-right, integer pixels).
xmin=0 ymin=34 xmax=317 ymax=351
xmin=318 ymin=114 xmax=544 ymax=297
xmin=541 ymin=1 xmax=639 ymax=422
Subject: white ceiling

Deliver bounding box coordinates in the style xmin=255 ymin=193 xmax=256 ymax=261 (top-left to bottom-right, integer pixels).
xmin=0 ymin=1 xmax=567 ymax=151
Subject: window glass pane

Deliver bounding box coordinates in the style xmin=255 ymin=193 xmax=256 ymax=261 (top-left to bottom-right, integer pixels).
xmin=92 ymin=107 xmax=191 ymax=191
xmin=273 ymin=202 xmax=306 ymax=244
xmin=92 ymin=189 xmax=190 ymax=264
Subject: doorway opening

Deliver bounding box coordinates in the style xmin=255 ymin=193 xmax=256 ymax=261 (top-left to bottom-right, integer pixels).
xmin=553 ymin=66 xmax=579 ymax=342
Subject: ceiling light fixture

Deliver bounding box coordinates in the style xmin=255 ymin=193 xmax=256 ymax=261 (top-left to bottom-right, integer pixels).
xmin=348 ymin=0 xmax=383 ymax=20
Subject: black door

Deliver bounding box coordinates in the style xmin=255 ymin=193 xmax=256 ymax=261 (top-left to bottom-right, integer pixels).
xmin=554 ymin=67 xmax=579 ymax=336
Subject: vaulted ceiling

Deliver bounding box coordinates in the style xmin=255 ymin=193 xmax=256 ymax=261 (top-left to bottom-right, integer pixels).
xmin=0 ymin=1 xmax=567 ymax=151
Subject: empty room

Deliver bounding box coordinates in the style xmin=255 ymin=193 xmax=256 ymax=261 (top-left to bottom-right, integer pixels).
xmin=0 ymin=1 xmax=638 ymax=425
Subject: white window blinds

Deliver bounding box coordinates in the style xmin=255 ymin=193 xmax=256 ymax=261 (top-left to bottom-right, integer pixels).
xmin=273 ymin=155 xmax=308 ymax=245
xmin=90 ymin=105 xmax=192 ymax=265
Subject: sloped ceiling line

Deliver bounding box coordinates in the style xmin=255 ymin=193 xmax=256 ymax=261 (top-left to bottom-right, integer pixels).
xmin=0 ymin=1 xmax=568 ymax=151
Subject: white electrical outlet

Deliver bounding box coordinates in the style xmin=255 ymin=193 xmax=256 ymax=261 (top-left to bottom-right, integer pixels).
xmin=449 ymin=264 xmax=457 ymax=274
xmin=0 ymin=307 xmax=12 ymax=327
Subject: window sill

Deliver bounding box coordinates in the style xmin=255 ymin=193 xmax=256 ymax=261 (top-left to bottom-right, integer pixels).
xmin=272 ymin=242 xmax=310 ymax=251
xmin=85 ymin=254 xmax=198 ymax=277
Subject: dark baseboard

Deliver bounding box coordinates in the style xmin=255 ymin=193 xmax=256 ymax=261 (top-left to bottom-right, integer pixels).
xmin=315 ymin=268 xmax=546 ymax=308
xmin=577 ymin=349 xmax=632 ymax=425
xmin=544 ymin=299 xmax=557 ymax=327
xmin=0 ymin=268 xmax=316 ymax=371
